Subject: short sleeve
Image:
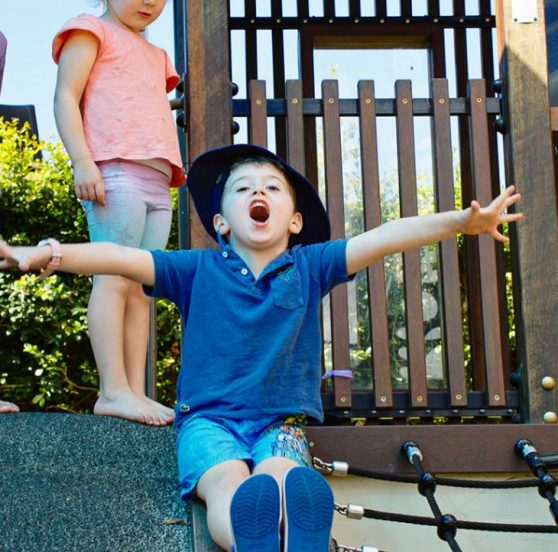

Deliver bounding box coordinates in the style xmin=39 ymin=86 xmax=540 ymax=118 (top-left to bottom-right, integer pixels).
xmin=52 ymin=14 xmax=104 ymax=64
xmin=164 ymin=50 xmax=180 ymax=93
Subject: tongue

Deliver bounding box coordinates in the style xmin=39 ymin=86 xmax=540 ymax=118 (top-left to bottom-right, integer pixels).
xmin=250 ymin=204 xmax=269 ymax=222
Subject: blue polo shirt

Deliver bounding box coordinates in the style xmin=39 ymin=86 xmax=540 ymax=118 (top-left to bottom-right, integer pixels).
xmin=146 ymin=238 xmax=352 ymax=428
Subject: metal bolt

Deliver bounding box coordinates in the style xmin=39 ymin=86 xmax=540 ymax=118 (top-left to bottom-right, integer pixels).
xmin=256 ymin=99 xmax=262 ymax=105
xmin=541 ymin=376 xmax=556 ymax=390
xmin=416 ymin=395 xmax=423 ymax=402
xmin=365 ymin=98 xmax=371 ymax=104
xmin=340 ymin=395 xmax=347 ymax=402
xmin=380 ymin=396 xmax=387 ymax=403
xmin=292 ymin=98 xmax=298 ymax=104
xmin=455 ymin=394 xmax=462 ymax=400
xmin=494 ymin=394 xmax=500 ymax=401
xmin=476 ymin=97 xmax=482 ymax=103
xmin=328 ymin=98 xmax=335 ymax=104
xmin=544 ymin=412 xmax=558 ymax=424
xmin=402 ymin=98 xmax=409 ymax=104
xmin=439 ymin=98 xmax=445 ymax=104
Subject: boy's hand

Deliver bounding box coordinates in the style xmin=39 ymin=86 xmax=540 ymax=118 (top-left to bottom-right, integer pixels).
xmin=0 ymin=241 xmax=49 ymax=273
xmin=460 ymin=185 xmax=523 ymax=242
xmin=72 ymin=160 xmax=106 ymax=206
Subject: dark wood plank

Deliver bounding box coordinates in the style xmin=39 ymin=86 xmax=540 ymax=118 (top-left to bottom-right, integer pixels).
xmin=323 ymin=0 xmax=335 ymax=18
xmin=375 ymin=0 xmax=387 ymax=18
xmin=468 ymin=79 xmax=506 ymax=408
xmin=244 ymin=0 xmax=257 ymax=84
xmin=322 ymin=79 xmax=352 ymax=409
xmin=285 ymin=80 xmax=305 ymax=173
xmin=400 ymin=0 xmax=412 ymax=18
xmin=348 ymin=0 xmax=361 ymax=18
xmin=271 ymin=1 xmax=287 ymax=158
xmin=248 ymin=80 xmax=267 ymax=147
xmin=428 ymin=0 xmax=440 ymax=17
xmin=307 ymin=424 xmax=558 ymax=473
xmin=495 ymin=0 xmax=558 ymax=423
xmin=358 ymin=80 xmax=393 ymax=408
xmin=191 ymin=499 xmax=221 ymax=552
xmin=186 ymin=0 xmax=232 ymax=250
xmin=431 ymin=79 xmax=467 ymax=407
xmin=395 ymin=80 xmax=428 ymax=409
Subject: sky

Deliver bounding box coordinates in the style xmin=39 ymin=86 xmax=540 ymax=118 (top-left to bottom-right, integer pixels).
xmin=1 ymin=1 xmax=175 ymax=141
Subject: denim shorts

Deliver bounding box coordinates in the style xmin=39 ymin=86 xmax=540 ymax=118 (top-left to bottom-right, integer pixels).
xmin=176 ymin=414 xmax=312 ymax=500
xmin=82 ymin=159 xmax=172 ymax=250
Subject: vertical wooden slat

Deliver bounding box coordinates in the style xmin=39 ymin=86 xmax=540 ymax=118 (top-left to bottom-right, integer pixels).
xmin=324 ymin=0 xmax=335 ymax=18
xmin=468 ymin=79 xmax=506 ymax=408
xmin=349 ymin=0 xmax=361 ymax=18
xmin=454 ymin=0 xmax=485 ymax=389
xmin=395 ymin=80 xmax=428 ymax=409
xmin=358 ymin=80 xmax=393 ymax=408
xmin=245 ymin=0 xmax=257 ymax=85
xmin=286 ymin=80 xmax=305 ymax=173
xmin=271 ymin=1 xmax=287 ymax=158
xmin=186 ymin=0 xmax=231 ymax=250
xmin=376 ymin=0 xmax=387 ymax=18
xmin=322 ymin=79 xmax=352 ymax=409
xmin=401 ymin=0 xmax=412 ymax=18
xmin=431 ymin=79 xmax=467 ymax=407
xmin=428 ymin=0 xmax=440 ymax=17
xmin=298 ymin=0 xmax=309 ymax=18
xmin=248 ymin=80 xmax=267 ymax=147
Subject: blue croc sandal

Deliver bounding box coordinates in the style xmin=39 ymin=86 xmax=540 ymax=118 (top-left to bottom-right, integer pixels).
xmin=283 ymin=466 xmax=334 ymax=552
xmin=230 ymin=474 xmax=281 ymax=552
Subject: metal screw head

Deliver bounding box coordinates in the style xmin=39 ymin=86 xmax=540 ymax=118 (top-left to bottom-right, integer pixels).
xmin=544 ymin=411 xmax=558 ymax=424
xmin=541 ymin=376 xmax=556 ymax=390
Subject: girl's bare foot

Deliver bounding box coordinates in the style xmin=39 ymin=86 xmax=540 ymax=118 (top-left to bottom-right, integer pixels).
xmin=0 ymin=400 xmax=19 ymax=413
xmin=93 ymin=392 xmax=173 ymax=426
xmin=142 ymin=396 xmax=175 ymax=420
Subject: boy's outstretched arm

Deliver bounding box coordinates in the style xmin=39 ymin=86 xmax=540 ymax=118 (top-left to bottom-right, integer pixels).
xmin=345 ymin=185 xmax=523 ymax=275
xmin=0 ymin=241 xmax=155 ymax=286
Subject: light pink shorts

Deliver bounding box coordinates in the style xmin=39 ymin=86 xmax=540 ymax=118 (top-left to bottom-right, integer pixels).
xmin=82 ymin=159 xmax=172 ymax=250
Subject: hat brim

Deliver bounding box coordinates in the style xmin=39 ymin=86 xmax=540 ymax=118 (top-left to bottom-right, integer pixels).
xmin=187 ymin=144 xmax=331 ymax=246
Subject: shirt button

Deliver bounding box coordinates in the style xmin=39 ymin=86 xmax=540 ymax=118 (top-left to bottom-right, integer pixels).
xmin=222 ymin=251 xmax=228 ymax=258
xmin=179 ymin=404 xmax=190 ymax=413
xmin=241 ymin=268 xmax=248 ymax=276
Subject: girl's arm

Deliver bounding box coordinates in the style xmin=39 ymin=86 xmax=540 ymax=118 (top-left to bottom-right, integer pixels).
xmin=345 ymin=185 xmax=523 ymax=275
xmin=54 ymin=31 xmax=106 ymax=206
xmin=0 ymin=241 xmax=155 ymax=286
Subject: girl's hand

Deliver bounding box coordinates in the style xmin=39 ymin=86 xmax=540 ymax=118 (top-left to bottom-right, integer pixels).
xmin=460 ymin=186 xmax=523 ymax=242
xmin=72 ymin=160 xmax=106 ymax=206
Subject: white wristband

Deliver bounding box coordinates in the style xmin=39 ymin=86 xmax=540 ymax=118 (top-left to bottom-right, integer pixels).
xmin=37 ymin=238 xmax=62 ymax=279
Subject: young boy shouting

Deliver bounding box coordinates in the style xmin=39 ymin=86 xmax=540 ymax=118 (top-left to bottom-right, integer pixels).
xmin=0 ymin=144 xmax=522 ymax=551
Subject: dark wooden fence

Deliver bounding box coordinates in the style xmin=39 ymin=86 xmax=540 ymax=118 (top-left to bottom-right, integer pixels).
xmin=232 ymin=78 xmax=518 ymax=424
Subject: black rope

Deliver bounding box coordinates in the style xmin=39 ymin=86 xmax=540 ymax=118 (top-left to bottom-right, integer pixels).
xmin=346 ymin=465 xmax=539 ymax=489
xmin=360 ymin=507 xmax=558 ymax=533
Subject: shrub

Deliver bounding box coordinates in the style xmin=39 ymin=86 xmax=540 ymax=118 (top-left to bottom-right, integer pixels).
xmin=0 ymin=118 xmax=181 ymax=411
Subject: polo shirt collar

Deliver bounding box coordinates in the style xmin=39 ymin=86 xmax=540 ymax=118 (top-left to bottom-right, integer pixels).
xmin=217 ymin=234 xmax=297 ymax=279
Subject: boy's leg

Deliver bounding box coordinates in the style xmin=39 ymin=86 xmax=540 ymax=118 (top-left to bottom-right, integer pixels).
xmin=0 ymin=400 xmax=19 ymax=413
xmin=196 ymin=460 xmax=251 ymax=551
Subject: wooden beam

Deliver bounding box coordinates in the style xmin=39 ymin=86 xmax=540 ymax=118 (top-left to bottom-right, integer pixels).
xmin=307 ymin=424 xmax=558 ymax=473
xmin=186 ymin=0 xmax=232 ymax=249
xmin=495 ymin=0 xmax=558 ymax=423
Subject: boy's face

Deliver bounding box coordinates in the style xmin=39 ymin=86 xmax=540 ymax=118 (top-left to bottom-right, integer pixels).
xmin=105 ymin=0 xmax=167 ymax=33
xmin=213 ymin=162 xmax=303 ymax=252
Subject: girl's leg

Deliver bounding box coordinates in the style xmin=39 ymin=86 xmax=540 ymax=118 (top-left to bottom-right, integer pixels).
xmin=89 ymin=274 xmax=171 ymax=425
xmin=196 ymin=460 xmax=251 ymax=550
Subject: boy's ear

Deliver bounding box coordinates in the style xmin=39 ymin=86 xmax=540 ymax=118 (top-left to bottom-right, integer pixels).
xmin=289 ymin=212 xmax=303 ymax=236
xmin=213 ymin=213 xmax=230 ymax=236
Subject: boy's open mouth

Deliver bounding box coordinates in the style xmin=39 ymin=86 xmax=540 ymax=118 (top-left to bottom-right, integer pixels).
xmin=250 ymin=200 xmax=269 ymax=223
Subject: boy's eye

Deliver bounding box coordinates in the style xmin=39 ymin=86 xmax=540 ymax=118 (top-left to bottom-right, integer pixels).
xmin=266 ymin=184 xmax=280 ymax=191
xmin=235 ymin=186 xmax=249 ymax=192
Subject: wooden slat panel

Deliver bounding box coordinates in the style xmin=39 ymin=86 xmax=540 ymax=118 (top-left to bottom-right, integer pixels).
xmin=395 ymin=80 xmax=428 ymax=408
xmin=248 ymin=80 xmax=267 ymax=147
xmin=468 ymin=79 xmax=506 ymax=408
xmin=322 ymin=79 xmax=352 ymax=409
xmin=431 ymin=79 xmax=467 ymax=407
xmin=285 ymin=80 xmax=305 ymax=173
xmin=358 ymin=80 xmax=393 ymax=408
xmin=428 ymin=0 xmax=440 ymax=17
xmin=298 ymin=0 xmax=309 ymax=18
xmin=323 ymin=0 xmax=335 ymax=18
xmin=307 ymin=424 xmax=558 ymax=473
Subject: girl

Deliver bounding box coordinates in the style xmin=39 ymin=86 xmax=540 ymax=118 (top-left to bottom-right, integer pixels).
xmin=52 ymin=0 xmax=185 ymax=426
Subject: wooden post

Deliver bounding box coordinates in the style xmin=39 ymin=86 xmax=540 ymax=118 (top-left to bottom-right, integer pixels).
xmin=496 ymin=0 xmax=558 ymax=423
xmin=185 ymin=0 xmax=232 ymax=249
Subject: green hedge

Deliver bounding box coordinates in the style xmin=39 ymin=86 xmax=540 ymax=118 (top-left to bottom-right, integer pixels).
xmin=0 ymin=119 xmax=181 ymax=411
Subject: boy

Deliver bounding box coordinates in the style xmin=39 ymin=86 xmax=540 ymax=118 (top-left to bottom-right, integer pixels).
xmin=0 ymin=144 xmax=522 ymax=551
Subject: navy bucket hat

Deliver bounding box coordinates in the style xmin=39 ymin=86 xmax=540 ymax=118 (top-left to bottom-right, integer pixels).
xmin=187 ymin=144 xmax=331 ymax=246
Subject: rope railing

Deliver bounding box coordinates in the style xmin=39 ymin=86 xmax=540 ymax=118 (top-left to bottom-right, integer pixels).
xmin=315 ymin=438 xmax=558 ymax=551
